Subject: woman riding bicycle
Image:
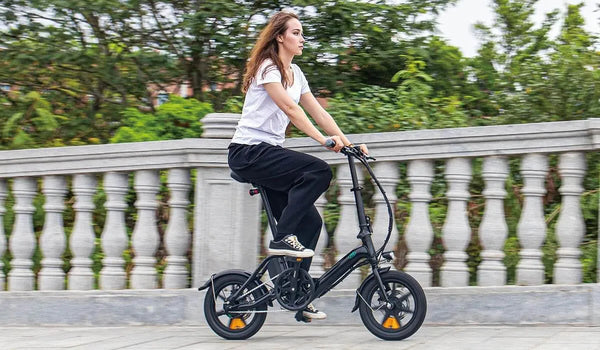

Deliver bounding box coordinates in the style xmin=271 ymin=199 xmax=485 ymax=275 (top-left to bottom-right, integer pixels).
xmin=228 ymin=11 xmax=366 ymax=320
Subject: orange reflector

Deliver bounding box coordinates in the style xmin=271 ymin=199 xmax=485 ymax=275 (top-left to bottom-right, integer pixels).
xmin=382 ymin=316 xmax=400 ymax=329
xmin=296 ymin=258 xmax=303 ymax=262
xmin=229 ymin=317 xmax=246 ymax=330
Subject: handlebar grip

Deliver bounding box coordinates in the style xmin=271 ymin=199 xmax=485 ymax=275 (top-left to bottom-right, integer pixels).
xmin=324 ymin=139 xmax=336 ymax=148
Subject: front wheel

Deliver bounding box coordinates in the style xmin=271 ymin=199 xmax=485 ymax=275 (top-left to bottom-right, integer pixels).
xmin=358 ymin=270 xmax=427 ymax=340
xmin=203 ymin=274 xmax=267 ymax=340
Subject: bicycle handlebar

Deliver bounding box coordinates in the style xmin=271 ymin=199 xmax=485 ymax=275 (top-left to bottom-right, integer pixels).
xmin=325 ymin=139 xmax=375 ymax=161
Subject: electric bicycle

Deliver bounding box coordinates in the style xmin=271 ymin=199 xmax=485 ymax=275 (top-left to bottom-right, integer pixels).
xmin=198 ymin=144 xmax=427 ymax=340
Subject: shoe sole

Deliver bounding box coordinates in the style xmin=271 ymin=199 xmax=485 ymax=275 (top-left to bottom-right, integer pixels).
xmin=302 ymin=312 xmax=327 ymax=320
xmin=267 ymin=248 xmax=314 ymax=258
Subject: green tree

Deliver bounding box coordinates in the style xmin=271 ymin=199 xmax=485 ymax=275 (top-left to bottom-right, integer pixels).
xmin=0 ymin=0 xmax=180 ymax=145
xmin=296 ymin=0 xmax=459 ymax=95
xmin=0 ymin=91 xmax=65 ymax=149
xmin=466 ymin=0 xmax=559 ymax=124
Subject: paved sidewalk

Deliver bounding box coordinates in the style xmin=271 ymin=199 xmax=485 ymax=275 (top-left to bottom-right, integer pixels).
xmin=0 ymin=325 xmax=599 ymax=350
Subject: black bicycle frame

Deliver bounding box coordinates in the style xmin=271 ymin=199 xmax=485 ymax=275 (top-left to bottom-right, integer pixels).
xmin=224 ymin=146 xmax=391 ymax=311
xmin=312 ymin=150 xmax=384 ymax=298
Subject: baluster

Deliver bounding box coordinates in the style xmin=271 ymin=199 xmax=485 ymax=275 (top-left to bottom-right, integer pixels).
xmin=39 ymin=176 xmax=67 ymax=290
xmin=333 ymin=164 xmax=363 ymax=288
xmin=478 ymin=156 xmax=509 ymax=286
xmin=164 ymin=168 xmax=191 ymax=289
xmin=310 ymin=194 xmax=328 ymax=277
xmin=441 ymin=158 xmax=472 ymax=287
xmin=8 ymin=177 xmax=37 ymax=291
xmin=372 ymin=162 xmax=399 ymax=267
xmin=554 ymin=152 xmax=586 ymax=284
xmin=517 ymin=154 xmax=548 ymax=285
xmin=404 ymin=160 xmax=434 ymax=287
xmin=130 ymin=170 xmax=160 ymax=289
xmin=69 ymin=174 xmax=97 ymax=290
xmin=0 ymin=179 xmax=7 ymax=290
xmin=100 ymin=172 xmax=129 ymax=290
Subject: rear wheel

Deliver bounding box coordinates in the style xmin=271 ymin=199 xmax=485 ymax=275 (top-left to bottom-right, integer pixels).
xmin=203 ymin=274 xmax=267 ymax=340
xmin=358 ymin=270 xmax=427 ymax=340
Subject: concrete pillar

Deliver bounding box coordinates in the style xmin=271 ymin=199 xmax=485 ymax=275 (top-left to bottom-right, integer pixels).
xmin=193 ymin=113 xmax=261 ymax=286
xmin=39 ymin=175 xmax=67 ymax=290
xmin=478 ymin=156 xmax=509 ymax=286
xmin=163 ymin=168 xmax=191 ymax=289
xmin=8 ymin=177 xmax=37 ymax=291
xmin=69 ymin=174 xmax=97 ymax=290
xmin=100 ymin=172 xmax=129 ymax=290
xmin=516 ymin=153 xmax=548 ymax=285
xmin=441 ymin=158 xmax=472 ymax=287
xmin=555 ymin=152 xmax=586 ymax=284
xmin=130 ymin=170 xmax=160 ymax=289
xmin=404 ymin=160 xmax=434 ymax=287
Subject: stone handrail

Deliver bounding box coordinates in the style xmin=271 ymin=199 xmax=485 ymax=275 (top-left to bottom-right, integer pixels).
xmin=0 ymin=114 xmax=598 ymax=292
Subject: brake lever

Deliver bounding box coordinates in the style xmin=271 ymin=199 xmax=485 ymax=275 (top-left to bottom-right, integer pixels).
xmin=352 ymin=146 xmax=376 ymax=161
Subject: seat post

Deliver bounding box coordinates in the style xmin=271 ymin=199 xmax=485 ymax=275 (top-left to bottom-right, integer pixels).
xmin=256 ymin=185 xmax=278 ymax=238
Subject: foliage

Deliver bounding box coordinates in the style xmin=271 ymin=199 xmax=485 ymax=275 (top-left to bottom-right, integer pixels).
xmin=0 ymin=91 xmax=64 ymax=149
xmin=0 ymin=0 xmax=179 ymax=138
xmin=295 ymin=0 xmax=459 ymax=94
xmin=323 ymin=57 xmax=468 ymax=136
xmin=111 ymin=95 xmax=212 ymax=143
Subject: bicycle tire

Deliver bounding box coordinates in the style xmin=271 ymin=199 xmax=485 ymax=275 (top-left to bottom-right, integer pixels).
xmin=358 ymin=270 xmax=427 ymax=340
xmin=203 ymin=274 xmax=268 ymax=340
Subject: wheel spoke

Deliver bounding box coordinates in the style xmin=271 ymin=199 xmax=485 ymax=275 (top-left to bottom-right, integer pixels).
xmin=399 ymin=306 xmax=414 ymax=314
xmin=397 ymin=292 xmax=412 ymax=303
xmin=215 ymin=309 xmax=227 ymax=317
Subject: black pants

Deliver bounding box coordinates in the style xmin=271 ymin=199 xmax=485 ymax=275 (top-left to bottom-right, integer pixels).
xmin=228 ymin=142 xmax=332 ymax=271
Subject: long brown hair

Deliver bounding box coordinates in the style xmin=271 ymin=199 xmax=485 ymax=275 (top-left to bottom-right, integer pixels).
xmin=242 ymin=11 xmax=299 ymax=93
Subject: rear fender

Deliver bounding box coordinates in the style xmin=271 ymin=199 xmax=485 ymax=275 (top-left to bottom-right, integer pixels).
xmin=197 ymin=269 xmax=272 ymax=307
xmin=197 ymin=269 xmax=249 ymax=291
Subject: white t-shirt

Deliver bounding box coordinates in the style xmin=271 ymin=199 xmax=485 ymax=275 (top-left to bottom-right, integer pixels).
xmin=231 ymin=59 xmax=310 ymax=146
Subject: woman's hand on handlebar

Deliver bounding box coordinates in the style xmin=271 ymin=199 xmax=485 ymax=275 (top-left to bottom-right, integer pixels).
xmin=324 ymin=137 xmax=369 ymax=155
xmin=323 ymin=135 xmax=344 ymax=152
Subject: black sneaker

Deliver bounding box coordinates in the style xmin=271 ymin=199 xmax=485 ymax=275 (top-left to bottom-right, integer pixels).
xmin=302 ymin=303 xmax=326 ymax=320
xmin=268 ymin=234 xmax=314 ymax=258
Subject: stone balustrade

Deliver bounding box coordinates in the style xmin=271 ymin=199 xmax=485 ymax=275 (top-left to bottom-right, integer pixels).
xmin=0 ymin=115 xmax=599 ymax=292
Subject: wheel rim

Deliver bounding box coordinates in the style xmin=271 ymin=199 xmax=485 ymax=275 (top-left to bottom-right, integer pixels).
xmin=366 ymin=280 xmax=417 ymax=332
xmin=211 ymin=282 xmax=259 ymax=331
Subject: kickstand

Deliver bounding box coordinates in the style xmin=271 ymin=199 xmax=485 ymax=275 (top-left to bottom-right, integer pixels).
xmin=294 ymin=310 xmax=311 ymax=323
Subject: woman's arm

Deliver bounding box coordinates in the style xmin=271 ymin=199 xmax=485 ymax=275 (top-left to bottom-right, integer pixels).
xmin=300 ymin=92 xmax=369 ymax=154
xmin=299 ymin=92 xmax=352 ymax=145
xmin=263 ymin=82 xmax=343 ymax=151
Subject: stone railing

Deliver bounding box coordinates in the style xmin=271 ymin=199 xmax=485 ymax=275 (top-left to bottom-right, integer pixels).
xmin=0 ymin=114 xmax=598 ymax=293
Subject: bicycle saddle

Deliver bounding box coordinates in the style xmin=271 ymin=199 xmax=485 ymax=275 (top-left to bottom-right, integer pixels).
xmin=230 ymin=171 xmax=250 ymax=184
